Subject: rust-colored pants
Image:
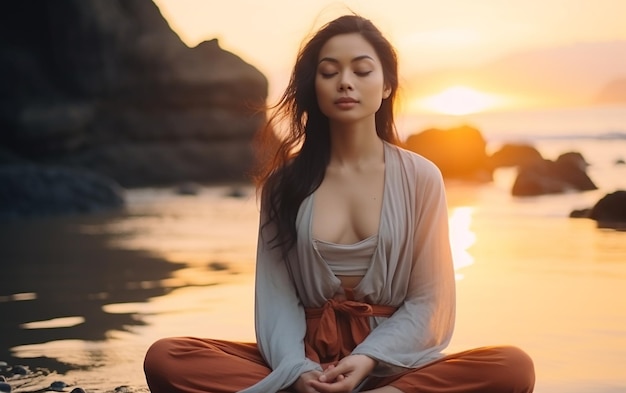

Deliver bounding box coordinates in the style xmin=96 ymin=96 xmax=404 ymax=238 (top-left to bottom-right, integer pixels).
xmin=144 ymin=296 xmax=535 ymax=393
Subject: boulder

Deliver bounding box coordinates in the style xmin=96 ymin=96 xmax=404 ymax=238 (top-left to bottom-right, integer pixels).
xmin=569 ymin=208 xmax=592 ymax=219
xmin=404 ymin=125 xmax=492 ymax=181
xmin=569 ymin=190 xmax=626 ymax=230
xmin=556 ymin=151 xmax=588 ymax=170
xmin=0 ymin=165 xmax=125 ymax=220
xmin=489 ymin=143 xmax=543 ymax=168
xmin=512 ymin=152 xmax=597 ymax=196
xmin=0 ymin=0 xmax=268 ymax=187
xmin=589 ymin=190 xmax=626 ymax=226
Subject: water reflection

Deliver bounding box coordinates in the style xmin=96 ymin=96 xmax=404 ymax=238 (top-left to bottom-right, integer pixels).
xmin=21 ymin=316 xmax=86 ymax=330
xmin=90 ymin=187 xmax=259 ymax=270
xmin=0 ymin=186 xmax=258 ymax=391
xmin=449 ymin=207 xmax=476 ymax=279
xmin=0 ymin=213 xmax=182 ymax=374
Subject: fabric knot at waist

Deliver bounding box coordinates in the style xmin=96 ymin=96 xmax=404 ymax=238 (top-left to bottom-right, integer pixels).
xmin=305 ymin=298 xmax=396 ymax=319
xmin=304 ymin=297 xmax=398 ymax=364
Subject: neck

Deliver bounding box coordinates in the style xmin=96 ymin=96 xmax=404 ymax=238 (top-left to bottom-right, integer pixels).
xmin=328 ymin=120 xmax=384 ymax=168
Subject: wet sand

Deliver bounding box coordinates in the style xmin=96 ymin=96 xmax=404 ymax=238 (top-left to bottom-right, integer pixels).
xmin=0 ymin=213 xmax=181 ymax=392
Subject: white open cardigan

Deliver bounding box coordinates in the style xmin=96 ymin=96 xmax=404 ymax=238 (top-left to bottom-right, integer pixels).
xmin=241 ymin=142 xmax=456 ymax=393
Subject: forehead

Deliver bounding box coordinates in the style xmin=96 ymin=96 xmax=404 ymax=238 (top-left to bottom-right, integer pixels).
xmin=318 ymin=33 xmax=380 ymax=63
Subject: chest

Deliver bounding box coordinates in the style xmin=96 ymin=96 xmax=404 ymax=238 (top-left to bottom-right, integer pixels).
xmin=311 ymin=165 xmax=385 ymax=244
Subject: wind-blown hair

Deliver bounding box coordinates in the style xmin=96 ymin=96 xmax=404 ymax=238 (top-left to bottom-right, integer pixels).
xmin=253 ymin=14 xmax=400 ymax=257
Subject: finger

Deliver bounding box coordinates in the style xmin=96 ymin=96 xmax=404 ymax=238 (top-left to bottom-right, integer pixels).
xmin=309 ymin=379 xmax=351 ymax=393
xmin=319 ymin=363 xmax=348 ymax=382
xmin=317 ymin=372 xmax=345 ymax=384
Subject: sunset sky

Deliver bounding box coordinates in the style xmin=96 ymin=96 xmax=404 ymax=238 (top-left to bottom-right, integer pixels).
xmin=153 ymin=0 xmax=626 ymax=114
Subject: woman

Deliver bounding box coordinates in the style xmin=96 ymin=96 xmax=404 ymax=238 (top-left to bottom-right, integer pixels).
xmin=144 ymin=14 xmax=535 ymax=393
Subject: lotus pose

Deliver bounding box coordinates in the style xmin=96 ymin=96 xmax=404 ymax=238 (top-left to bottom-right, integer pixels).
xmin=144 ymin=14 xmax=535 ymax=393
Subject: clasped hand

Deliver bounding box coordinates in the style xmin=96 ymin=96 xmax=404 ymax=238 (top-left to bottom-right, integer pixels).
xmin=293 ymin=354 xmax=376 ymax=393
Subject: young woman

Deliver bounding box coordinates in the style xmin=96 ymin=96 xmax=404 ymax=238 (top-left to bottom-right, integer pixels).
xmin=144 ymin=14 xmax=535 ymax=393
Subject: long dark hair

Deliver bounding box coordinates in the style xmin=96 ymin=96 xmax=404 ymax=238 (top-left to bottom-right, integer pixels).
xmin=253 ymin=14 xmax=400 ymax=258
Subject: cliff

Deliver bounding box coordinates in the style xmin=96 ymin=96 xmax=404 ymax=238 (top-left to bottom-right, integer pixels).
xmin=0 ymin=0 xmax=268 ymax=187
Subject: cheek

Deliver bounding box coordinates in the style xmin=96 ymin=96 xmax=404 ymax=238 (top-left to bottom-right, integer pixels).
xmin=315 ymin=77 xmax=330 ymax=96
xmin=361 ymin=84 xmax=386 ymax=113
xmin=363 ymin=80 xmax=385 ymax=103
xmin=370 ymin=75 xmax=386 ymax=93
xmin=315 ymin=79 xmax=333 ymax=110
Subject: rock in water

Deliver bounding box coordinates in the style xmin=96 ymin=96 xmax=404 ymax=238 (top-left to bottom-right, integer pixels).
xmin=0 ymin=165 xmax=125 ymax=220
xmin=512 ymin=152 xmax=597 ymax=196
xmin=589 ymin=190 xmax=626 ymax=226
xmin=9 ymin=365 xmax=27 ymax=376
xmin=0 ymin=381 xmax=10 ymax=393
xmin=404 ymin=125 xmax=493 ymax=182
xmin=50 ymin=380 xmax=69 ymax=391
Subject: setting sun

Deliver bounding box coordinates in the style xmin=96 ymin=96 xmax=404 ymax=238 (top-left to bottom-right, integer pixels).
xmin=415 ymin=86 xmax=502 ymax=115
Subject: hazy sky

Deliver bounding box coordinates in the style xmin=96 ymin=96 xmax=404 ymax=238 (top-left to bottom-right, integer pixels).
xmin=153 ymin=0 xmax=626 ymax=108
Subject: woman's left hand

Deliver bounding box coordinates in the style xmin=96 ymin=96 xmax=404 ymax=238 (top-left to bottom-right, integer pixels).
xmin=307 ymin=354 xmax=376 ymax=393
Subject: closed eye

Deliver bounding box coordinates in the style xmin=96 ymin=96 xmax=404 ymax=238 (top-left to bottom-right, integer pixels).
xmin=320 ymin=72 xmax=338 ymax=79
xmin=355 ymin=71 xmax=373 ymax=77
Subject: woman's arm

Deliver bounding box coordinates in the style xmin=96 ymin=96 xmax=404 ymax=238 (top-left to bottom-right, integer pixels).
xmin=246 ymin=202 xmax=322 ymax=392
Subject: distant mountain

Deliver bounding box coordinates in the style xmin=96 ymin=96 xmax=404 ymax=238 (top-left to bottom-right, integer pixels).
xmin=410 ymin=41 xmax=626 ymax=108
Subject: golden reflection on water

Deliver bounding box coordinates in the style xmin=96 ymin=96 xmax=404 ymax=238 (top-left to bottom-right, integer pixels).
xmin=0 ymin=292 xmax=37 ymax=302
xmin=444 ymin=184 xmax=626 ymax=392
xmin=20 ymin=316 xmax=85 ymax=329
xmin=449 ymin=206 xmax=476 ymax=279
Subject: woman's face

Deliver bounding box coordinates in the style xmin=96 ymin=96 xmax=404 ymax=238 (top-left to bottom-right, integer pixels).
xmin=315 ymin=33 xmax=390 ymax=126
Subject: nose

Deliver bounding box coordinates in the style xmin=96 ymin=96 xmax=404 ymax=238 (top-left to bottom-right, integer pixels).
xmin=338 ymin=73 xmax=353 ymax=91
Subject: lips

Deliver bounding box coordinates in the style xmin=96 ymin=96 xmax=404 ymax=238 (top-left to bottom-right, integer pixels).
xmin=334 ymin=97 xmax=359 ymax=104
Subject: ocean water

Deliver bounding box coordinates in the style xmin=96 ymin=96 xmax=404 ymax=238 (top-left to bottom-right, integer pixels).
xmin=0 ymin=105 xmax=625 ymax=393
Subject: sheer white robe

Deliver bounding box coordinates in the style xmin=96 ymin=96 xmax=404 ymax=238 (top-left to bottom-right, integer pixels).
xmin=241 ymin=142 xmax=456 ymax=393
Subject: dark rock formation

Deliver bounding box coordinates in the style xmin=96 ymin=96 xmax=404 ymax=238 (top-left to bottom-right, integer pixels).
xmin=175 ymin=181 xmax=202 ymax=196
xmin=404 ymin=125 xmax=492 ymax=182
xmin=589 ymin=190 xmax=626 ymax=226
xmin=403 ymin=126 xmax=600 ymax=197
xmin=512 ymin=152 xmax=597 ymax=196
xmin=569 ymin=190 xmax=626 ymax=230
xmin=0 ymin=0 xmax=267 ymax=187
xmin=0 ymin=165 xmax=125 ymax=220
xmin=489 ymin=143 xmax=543 ymax=168
xmin=556 ymin=151 xmax=588 ymax=170
xmin=569 ymin=207 xmax=592 ymax=219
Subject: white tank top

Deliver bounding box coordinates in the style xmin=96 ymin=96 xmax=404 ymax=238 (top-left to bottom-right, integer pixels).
xmin=313 ymin=235 xmax=377 ymax=276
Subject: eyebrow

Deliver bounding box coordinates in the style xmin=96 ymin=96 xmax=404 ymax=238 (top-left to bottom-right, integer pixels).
xmin=318 ymin=55 xmax=375 ymax=65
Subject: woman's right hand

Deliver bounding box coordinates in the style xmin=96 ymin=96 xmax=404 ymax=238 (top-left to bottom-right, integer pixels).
xmin=291 ymin=370 xmax=324 ymax=393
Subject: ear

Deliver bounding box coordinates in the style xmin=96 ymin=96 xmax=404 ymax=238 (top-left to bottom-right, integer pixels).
xmin=382 ymin=84 xmax=392 ymax=99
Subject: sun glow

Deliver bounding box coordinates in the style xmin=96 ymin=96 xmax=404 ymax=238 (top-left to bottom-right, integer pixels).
xmin=416 ymin=86 xmax=503 ymax=115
